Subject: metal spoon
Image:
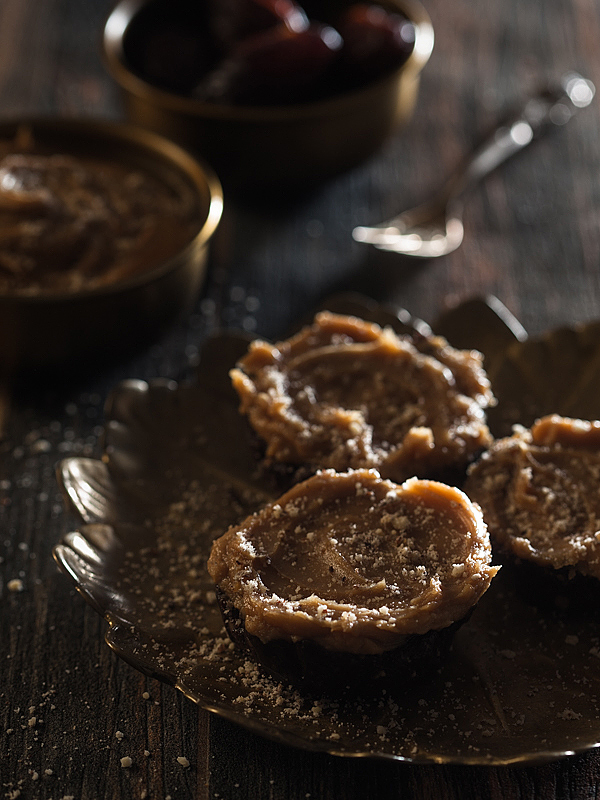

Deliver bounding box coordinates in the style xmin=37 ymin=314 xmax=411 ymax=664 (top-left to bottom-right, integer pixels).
xmin=352 ymin=73 xmax=595 ymax=257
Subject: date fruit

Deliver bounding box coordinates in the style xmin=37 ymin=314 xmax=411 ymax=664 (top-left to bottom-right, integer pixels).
xmin=196 ymin=22 xmax=343 ymax=104
xmin=208 ymin=0 xmax=309 ymax=49
xmin=337 ymin=3 xmax=415 ymax=81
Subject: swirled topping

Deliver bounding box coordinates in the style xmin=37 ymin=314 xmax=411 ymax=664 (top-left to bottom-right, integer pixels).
xmin=0 ymin=142 xmax=199 ymax=295
xmin=230 ymin=312 xmax=495 ymax=481
xmin=207 ymin=469 xmax=498 ymax=655
xmin=464 ymin=415 xmax=600 ymax=578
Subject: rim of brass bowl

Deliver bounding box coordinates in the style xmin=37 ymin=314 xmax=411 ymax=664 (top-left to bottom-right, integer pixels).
xmin=0 ymin=117 xmax=223 ymax=375
xmin=102 ymin=0 xmax=434 ymax=191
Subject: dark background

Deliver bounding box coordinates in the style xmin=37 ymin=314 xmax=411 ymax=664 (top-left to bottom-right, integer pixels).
xmin=2 ymin=0 xmax=600 ymax=797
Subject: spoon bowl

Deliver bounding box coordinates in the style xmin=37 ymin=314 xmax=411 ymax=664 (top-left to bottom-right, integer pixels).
xmin=353 ymin=73 xmax=595 ymax=257
xmin=354 ymin=200 xmax=464 ymax=257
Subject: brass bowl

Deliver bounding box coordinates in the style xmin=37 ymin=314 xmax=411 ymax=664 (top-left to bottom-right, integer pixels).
xmin=103 ymin=0 xmax=434 ymax=194
xmin=0 ymin=117 xmax=223 ymax=377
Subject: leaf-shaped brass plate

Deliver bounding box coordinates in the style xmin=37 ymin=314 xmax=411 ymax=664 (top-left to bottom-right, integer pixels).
xmin=487 ymin=320 xmax=600 ymax=436
xmin=54 ymin=296 xmax=600 ymax=765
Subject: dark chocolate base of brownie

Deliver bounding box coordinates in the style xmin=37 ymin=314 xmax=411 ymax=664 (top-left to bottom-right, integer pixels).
xmin=215 ymin=587 xmax=467 ymax=695
xmin=248 ymin=423 xmax=484 ymax=497
xmin=247 ymin=428 xmax=315 ymax=492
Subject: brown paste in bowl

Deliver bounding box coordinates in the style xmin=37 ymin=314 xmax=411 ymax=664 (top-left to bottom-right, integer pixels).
xmin=230 ymin=312 xmax=495 ymax=481
xmin=207 ymin=469 xmax=498 ymax=656
xmin=0 ymin=132 xmax=200 ymax=295
xmin=464 ymin=415 xmax=600 ymax=578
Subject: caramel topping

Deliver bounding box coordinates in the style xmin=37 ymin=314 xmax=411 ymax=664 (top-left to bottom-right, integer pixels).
xmin=531 ymin=414 xmax=600 ymax=449
xmin=465 ymin=415 xmax=600 ymax=577
xmin=208 ymin=469 xmax=498 ymax=655
xmin=230 ymin=312 xmax=494 ymax=482
xmin=0 ymin=147 xmax=199 ymax=295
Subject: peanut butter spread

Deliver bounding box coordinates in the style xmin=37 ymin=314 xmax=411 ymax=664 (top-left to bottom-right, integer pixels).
xmin=0 ymin=138 xmax=199 ymax=295
xmin=207 ymin=469 xmax=498 ymax=655
xmin=230 ymin=312 xmax=495 ymax=482
xmin=464 ymin=415 xmax=600 ymax=577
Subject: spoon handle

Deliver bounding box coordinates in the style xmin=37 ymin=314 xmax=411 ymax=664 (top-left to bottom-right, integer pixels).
xmin=446 ymin=73 xmax=595 ymax=205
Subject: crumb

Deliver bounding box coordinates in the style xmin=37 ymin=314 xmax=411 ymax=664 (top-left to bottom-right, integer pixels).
xmin=7 ymin=579 xmax=24 ymax=593
xmin=120 ymin=756 xmax=132 ymax=768
xmin=499 ymin=649 xmax=516 ymax=659
xmin=558 ymin=708 xmax=582 ymax=720
xmin=177 ymin=756 xmax=190 ymax=768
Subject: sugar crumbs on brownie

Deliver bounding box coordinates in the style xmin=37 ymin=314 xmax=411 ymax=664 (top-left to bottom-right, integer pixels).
xmin=208 ymin=469 xmax=497 ymax=655
xmin=230 ymin=312 xmax=495 ymax=482
xmin=465 ymin=414 xmax=600 ymax=577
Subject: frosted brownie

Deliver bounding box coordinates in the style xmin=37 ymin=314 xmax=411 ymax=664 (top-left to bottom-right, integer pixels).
xmin=207 ymin=469 xmax=498 ymax=686
xmin=230 ymin=312 xmax=495 ymax=482
xmin=464 ymin=415 xmax=600 ymax=578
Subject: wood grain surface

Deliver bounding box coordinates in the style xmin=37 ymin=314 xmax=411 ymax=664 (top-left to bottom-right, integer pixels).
xmin=2 ymin=0 xmax=600 ymax=798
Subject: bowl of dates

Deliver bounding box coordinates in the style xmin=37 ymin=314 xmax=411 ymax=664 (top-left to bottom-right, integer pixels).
xmin=103 ymin=0 xmax=434 ymax=194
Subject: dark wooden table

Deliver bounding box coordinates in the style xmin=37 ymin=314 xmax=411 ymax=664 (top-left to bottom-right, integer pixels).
xmin=2 ymin=0 xmax=600 ymax=797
